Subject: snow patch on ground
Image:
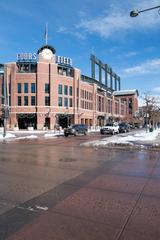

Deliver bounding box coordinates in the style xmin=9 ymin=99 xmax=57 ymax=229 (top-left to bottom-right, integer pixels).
xmin=82 ymin=129 xmax=160 ymax=147
xmin=44 ymin=133 xmax=58 ymax=138
xmin=16 ymin=135 xmax=38 ymax=140
xmin=0 ymin=133 xmax=16 ymax=140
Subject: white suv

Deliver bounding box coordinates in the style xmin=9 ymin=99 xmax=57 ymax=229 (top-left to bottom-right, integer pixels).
xmin=100 ymin=122 xmax=119 ymax=135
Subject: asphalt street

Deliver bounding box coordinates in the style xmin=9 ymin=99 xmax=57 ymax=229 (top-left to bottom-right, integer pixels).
xmin=0 ymin=134 xmax=160 ymax=240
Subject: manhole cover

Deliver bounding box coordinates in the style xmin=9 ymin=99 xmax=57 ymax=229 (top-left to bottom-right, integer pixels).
xmin=59 ymin=158 xmax=76 ymax=162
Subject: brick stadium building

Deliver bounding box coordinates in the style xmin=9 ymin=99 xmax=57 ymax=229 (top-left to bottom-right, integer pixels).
xmin=0 ymin=44 xmax=138 ymax=130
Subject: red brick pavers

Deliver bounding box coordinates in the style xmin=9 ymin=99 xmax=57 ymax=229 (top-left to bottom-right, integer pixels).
xmin=6 ymin=150 xmax=160 ymax=240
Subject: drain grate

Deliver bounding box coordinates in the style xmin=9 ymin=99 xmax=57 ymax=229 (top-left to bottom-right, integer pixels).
xmin=59 ymin=158 xmax=76 ymax=162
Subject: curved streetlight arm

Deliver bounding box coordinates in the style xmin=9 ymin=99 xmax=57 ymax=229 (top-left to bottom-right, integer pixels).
xmin=139 ymin=5 xmax=160 ymax=13
xmin=130 ymin=5 xmax=160 ymax=17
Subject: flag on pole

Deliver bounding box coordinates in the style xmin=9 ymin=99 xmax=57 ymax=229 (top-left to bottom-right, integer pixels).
xmin=45 ymin=23 xmax=48 ymax=45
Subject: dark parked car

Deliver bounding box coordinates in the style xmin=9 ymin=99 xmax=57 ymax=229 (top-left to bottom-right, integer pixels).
xmin=64 ymin=124 xmax=88 ymax=137
xmin=119 ymin=123 xmax=130 ymax=133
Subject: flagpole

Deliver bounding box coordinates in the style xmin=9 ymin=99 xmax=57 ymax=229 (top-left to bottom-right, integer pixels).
xmin=45 ymin=23 xmax=48 ymax=45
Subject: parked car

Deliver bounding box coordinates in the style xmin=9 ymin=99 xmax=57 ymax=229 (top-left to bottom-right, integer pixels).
xmin=129 ymin=123 xmax=135 ymax=129
xmin=100 ymin=122 xmax=119 ymax=135
xmin=64 ymin=124 xmax=88 ymax=137
xmin=119 ymin=122 xmax=130 ymax=133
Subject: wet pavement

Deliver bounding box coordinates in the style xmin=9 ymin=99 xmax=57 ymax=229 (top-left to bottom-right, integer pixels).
xmin=0 ymin=135 xmax=160 ymax=240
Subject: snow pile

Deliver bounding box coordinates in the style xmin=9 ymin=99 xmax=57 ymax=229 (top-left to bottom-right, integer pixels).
xmin=82 ymin=129 xmax=160 ymax=147
xmin=44 ymin=133 xmax=58 ymax=138
xmin=0 ymin=132 xmax=16 ymax=140
xmin=16 ymin=135 xmax=38 ymax=140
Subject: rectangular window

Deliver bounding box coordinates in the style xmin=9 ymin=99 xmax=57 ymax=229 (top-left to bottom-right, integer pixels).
xmin=64 ymin=97 xmax=68 ymax=107
xmin=24 ymin=96 xmax=28 ymax=106
xmin=97 ymin=96 xmax=101 ymax=112
xmin=58 ymin=97 xmax=62 ymax=106
xmin=115 ymin=102 xmax=118 ymax=114
xmin=102 ymin=98 xmax=104 ymax=112
xmin=129 ymin=98 xmax=133 ymax=114
xmin=9 ymin=83 xmax=11 ymax=94
xmin=17 ymin=83 xmax=21 ymax=93
xmin=24 ymin=83 xmax=28 ymax=93
xmin=64 ymin=85 xmax=68 ymax=95
xmin=121 ymin=104 xmax=124 ymax=115
xmin=69 ymin=86 xmax=72 ymax=96
xmin=69 ymin=98 xmax=72 ymax=107
xmin=108 ymin=99 xmax=112 ymax=113
xmin=17 ymin=96 xmax=21 ymax=106
xmin=58 ymin=84 xmax=62 ymax=94
xmin=31 ymin=83 xmax=36 ymax=93
xmin=45 ymin=83 xmax=50 ymax=94
xmin=45 ymin=96 xmax=50 ymax=106
xmin=31 ymin=96 xmax=36 ymax=106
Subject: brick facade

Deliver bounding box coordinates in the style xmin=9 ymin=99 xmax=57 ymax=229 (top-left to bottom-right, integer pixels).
xmin=0 ymin=46 xmax=138 ymax=130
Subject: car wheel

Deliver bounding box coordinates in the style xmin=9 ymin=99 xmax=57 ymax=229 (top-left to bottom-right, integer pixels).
xmin=112 ymin=131 xmax=115 ymax=135
xmin=64 ymin=134 xmax=68 ymax=137
xmin=74 ymin=131 xmax=78 ymax=136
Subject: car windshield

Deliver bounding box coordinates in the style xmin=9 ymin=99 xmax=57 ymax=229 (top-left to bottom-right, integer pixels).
xmin=119 ymin=123 xmax=127 ymax=127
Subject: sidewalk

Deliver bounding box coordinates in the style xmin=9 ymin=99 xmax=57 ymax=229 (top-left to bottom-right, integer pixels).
xmin=0 ymin=126 xmax=101 ymax=141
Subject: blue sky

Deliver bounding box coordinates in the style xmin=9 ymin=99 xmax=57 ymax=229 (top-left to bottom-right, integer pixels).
xmin=0 ymin=0 xmax=160 ymax=98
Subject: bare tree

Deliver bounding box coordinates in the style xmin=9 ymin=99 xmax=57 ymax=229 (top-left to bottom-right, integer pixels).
xmin=142 ymin=92 xmax=160 ymax=131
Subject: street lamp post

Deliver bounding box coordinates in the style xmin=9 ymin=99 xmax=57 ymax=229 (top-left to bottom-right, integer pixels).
xmin=130 ymin=5 xmax=160 ymax=17
xmin=0 ymin=64 xmax=9 ymax=138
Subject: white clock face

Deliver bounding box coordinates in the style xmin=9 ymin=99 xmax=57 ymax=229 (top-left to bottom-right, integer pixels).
xmin=41 ymin=48 xmax=53 ymax=60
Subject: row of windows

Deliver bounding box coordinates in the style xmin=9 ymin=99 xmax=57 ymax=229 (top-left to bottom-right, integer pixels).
xmin=16 ymin=63 xmax=37 ymax=73
xmin=16 ymin=96 xmax=126 ymax=114
xmin=17 ymin=84 xmax=94 ymax=101
xmin=96 ymin=98 xmax=125 ymax=115
xmin=17 ymin=83 xmax=36 ymax=93
xmin=17 ymin=83 xmax=73 ymax=96
xmin=17 ymin=95 xmax=126 ymax=114
xmin=17 ymin=96 xmax=36 ymax=106
xmin=17 ymin=94 xmax=73 ymax=107
xmin=58 ymin=97 xmax=73 ymax=107
xmin=81 ymin=90 xmax=93 ymax=100
xmin=57 ymin=67 xmax=74 ymax=77
xmin=81 ymin=101 xmax=93 ymax=110
xmin=58 ymin=84 xmax=72 ymax=96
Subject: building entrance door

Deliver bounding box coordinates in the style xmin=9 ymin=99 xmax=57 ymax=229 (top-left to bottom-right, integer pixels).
xmin=45 ymin=117 xmax=50 ymax=130
xmin=17 ymin=114 xmax=37 ymax=129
